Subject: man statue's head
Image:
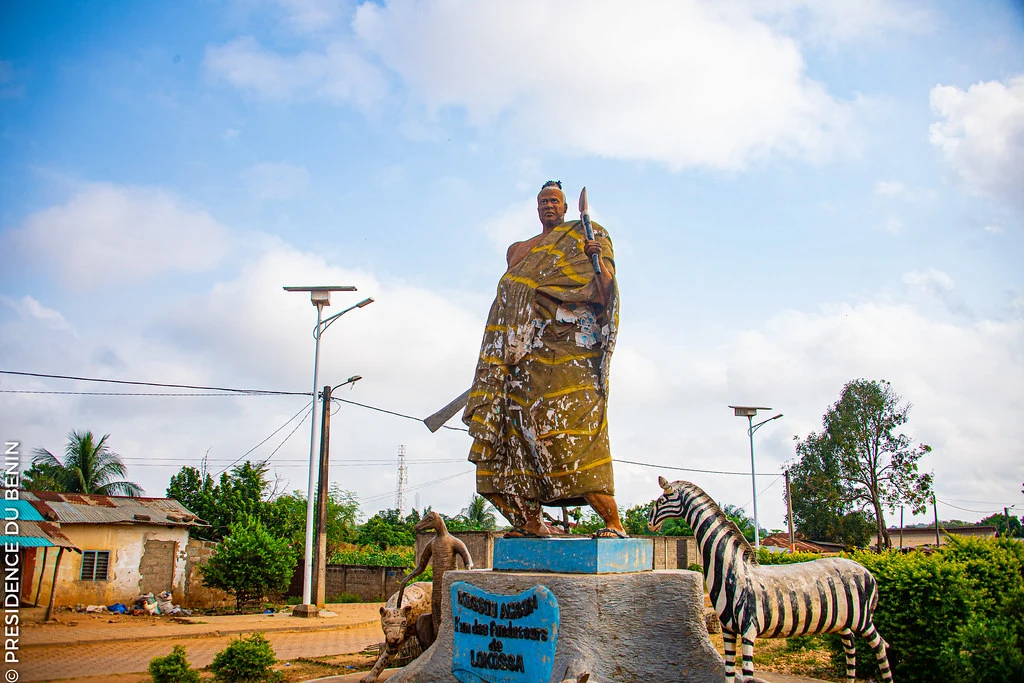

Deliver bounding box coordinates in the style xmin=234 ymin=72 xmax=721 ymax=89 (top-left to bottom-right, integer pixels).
xmin=537 ymin=180 xmax=567 ymax=229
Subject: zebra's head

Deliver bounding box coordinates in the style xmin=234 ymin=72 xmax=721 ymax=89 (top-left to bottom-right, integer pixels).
xmin=647 ymin=476 xmax=698 ymax=532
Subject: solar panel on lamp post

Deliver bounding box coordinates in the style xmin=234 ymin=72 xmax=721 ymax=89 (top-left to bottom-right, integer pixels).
xmin=284 ymin=285 xmax=374 ymax=617
xmin=728 ymin=405 xmax=783 ymax=551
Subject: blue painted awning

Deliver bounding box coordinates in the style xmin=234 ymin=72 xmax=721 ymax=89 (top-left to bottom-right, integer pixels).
xmin=2 ymin=499 xmax=45 ymax=522
xmin=0 ymin=536 xmax=52 ymax=547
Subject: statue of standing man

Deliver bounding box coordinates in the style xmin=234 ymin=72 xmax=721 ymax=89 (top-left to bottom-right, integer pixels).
xmin=463 ymin=181 xmax=626 ymax=539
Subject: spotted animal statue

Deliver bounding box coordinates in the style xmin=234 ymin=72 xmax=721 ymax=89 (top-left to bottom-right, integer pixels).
xmin=648 ymin=477 xmax=893 ymax=683
xmin=403 ymin=510 xmax=474 ymax=642
xmin=360 ymin=581 xmax=433 ymax=683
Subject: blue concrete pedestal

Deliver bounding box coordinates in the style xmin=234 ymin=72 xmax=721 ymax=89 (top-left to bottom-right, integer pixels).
xmin=493 ymin=536 xmax=653 ymax=573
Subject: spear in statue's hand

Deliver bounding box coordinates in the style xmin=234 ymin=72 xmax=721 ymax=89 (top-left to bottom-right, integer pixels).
xmin=578 ymin=187 xmax=602 ymax=274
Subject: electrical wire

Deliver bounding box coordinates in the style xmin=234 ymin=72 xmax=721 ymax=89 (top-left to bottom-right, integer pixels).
xmin=213 ymin=401 xmax=312 ymax=476
xmin=332 ymin=397 xmax=469 ymax=433
xmin=0 ymin=370 xmax=307 ymax=395
xmin=613 ymin=458 xmax=784 ymax=478
xmin=935 ymin=498 xmax=1004 ymax=515
xmin=357 ymin=470 xmax=473 ymax=505
xmin=0 ymin=390 xmax=286 ymax=396
xmin=263 ymin=405 xmax=315 ymax=464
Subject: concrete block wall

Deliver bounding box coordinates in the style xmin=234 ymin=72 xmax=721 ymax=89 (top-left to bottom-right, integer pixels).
xmin=415 ymin=530 xmax=496 ymax=569
xmin=289 ymin=564 xmax=409 ymax=602
xmin=182 ymin=538 xmax=234 ymax=609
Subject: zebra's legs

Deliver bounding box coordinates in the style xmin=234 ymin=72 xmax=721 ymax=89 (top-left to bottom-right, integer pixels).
xmin=861 ymin=622 xmax=893 ymax=682
xmin=740 ymin=634 xmax=756 ymax=680
xmin=839 ymin=629 xmax=856 ymax=683
xmin=722 ymin=630 xmax=737 ymax=679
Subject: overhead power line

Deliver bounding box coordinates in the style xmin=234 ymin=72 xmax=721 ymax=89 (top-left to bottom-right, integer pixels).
xmin=0 ymin=390 xmax=287 ymax=396
xmin=613 ymin=458 xmax=784 ymax=478
xmin=0 ymin=370 xmax=307 ymax=396
xmin=213 ymin=401 xmax=312 ymax=476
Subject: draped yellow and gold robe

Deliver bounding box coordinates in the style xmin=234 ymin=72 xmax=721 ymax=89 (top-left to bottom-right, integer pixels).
xmin=463 ymin=220 xmax=618 ymax=508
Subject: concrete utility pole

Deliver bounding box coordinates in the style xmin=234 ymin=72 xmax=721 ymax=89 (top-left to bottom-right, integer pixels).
xmin=785 ymin=469 xmax=795 ymax=551
xmin=312 ymin=384 xmax=332 ymax=609
xmin=933 ymin=494 xmax=941 ymax=547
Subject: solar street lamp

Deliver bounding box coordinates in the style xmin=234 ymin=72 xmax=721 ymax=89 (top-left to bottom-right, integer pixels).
xmin=284 ymin=285 xmax=374 ymax=616
xmin=729 ymin=405 xmax=783 ymax=550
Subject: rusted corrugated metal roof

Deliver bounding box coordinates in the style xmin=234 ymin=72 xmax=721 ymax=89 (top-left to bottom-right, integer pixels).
xmin=22 ymin=492 xmax=205 ymax=527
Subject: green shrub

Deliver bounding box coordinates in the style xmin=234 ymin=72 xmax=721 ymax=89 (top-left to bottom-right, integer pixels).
xmin=328 ymin=592 xmax=361 ymax=603
xmin=149 ymin=645 xmax=200 ymax=683
xmin=200 ymin=516 xmax=297 ymax=610
xmin=329 ymin=545 xmax=416 ymax=567
xmin=940 ymin=613 xmax=1024 ymax=682
xmin=211 ymin=632 xmax=281 ymax=682
xmin=823 ymin=543 xmax=1019 ymax=683
xmin=755 ymin=547 xmax=823 ymax=565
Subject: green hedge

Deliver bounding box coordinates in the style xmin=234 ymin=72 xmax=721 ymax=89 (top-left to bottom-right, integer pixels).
xmin=827 ymin=537 xmax=1024 ymax=683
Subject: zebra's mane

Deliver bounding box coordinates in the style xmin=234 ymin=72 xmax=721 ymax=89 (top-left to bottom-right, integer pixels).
xmin=679 ymin=481 xmax=759 ymax=566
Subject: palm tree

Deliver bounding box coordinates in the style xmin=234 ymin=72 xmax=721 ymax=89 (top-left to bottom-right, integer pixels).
xmin=31 ymin=430 xmax=143 ymax=496
xmin=460 ymin=494 xmax=497 ymax=530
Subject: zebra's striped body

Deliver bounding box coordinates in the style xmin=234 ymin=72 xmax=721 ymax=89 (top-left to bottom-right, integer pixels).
xmin=648 ymin=477 xmax=893 ymax=682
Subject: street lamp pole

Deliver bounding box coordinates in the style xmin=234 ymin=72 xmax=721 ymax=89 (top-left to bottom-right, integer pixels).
xmin=284 ymin=285 xmax=374 ymax=617
xmin=729 ymin=405 xmax=783 ymax=550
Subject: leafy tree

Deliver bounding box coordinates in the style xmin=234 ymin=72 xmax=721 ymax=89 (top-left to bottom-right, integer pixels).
xmin=788 ymin=432 xmax=875 ymax=547
xmin=978 ymin=511 xmax=1022 ymax=538
xmin=199 ymin=516 xmax=296 ymax=610
xmin=167 ymin=460 xmax=274 ymax=541
xmin=793 ymin=379 xmax=932 ymax=550
xmin=21 ymin=462 xmax=65 ymax=492
xmin=721 ymin=503 xmax=767 ymax=544
xmin=264 ymin=485 xmax=360 ymax=557
xmin=356 ymin=509 xmax=415 ymax=549
xmin=30 ymin=430 xmax=142 ymax=496
xmin=621 ymin=501 xmax=693 ymax=536
xmin=458 ymin=494 xmax=497 ymax=530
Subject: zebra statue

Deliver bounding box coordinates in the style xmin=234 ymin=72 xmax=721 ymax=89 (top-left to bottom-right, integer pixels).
xmin=648 ymin=477 xmax=893 ymax=683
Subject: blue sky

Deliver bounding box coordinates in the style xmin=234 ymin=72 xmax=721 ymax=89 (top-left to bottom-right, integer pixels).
xmin=1 ymin=0 xmax=1022 ymax=531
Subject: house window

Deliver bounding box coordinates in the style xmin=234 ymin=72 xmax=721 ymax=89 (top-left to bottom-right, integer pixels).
xmin=80 ymin=550 xmax=110 ymax=581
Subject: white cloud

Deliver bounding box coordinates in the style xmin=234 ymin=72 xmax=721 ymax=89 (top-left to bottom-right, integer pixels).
xmin=481 ymin=199 xmax=538 ymax=256
xmin=749 ymin=0 xmax=933 ymax=45
xmin=352 ymin=0 xmax=850 ymax=170
xmin=3 ymin=183 xmax=229 ymax=289
xmin=875 ymin=180 xmax=935 ymax=202
xmin=204 ymin=36 xmax=387 ymax=109
xmin=882 ymin=216 xmax=904 ymax=234
xmin=903 ymin=268 xmax=954 ymax=294
xmin=875 ymin=180 xmax=906 ymax=197
xmin=243 ymin=162 xmax=310 ymax=200
xmin=929 ymin=75 xmax=1024 ymax=208
xmin=983 ymin=224 xmax=1004 ymax=235
xmin=274 ymin=0 xmax=343 ymax=32
xmin=206 ymin=1 xmax=857 ymax=170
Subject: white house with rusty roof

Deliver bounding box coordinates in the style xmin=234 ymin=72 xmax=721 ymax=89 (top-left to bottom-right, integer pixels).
xmin=19 ymin=491 xmax=205 ymax=608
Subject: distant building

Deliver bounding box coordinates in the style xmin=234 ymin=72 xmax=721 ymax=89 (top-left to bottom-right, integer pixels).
xmin=14 ymin=491 xmax=205 ymax=608
xmin=875 ymin=525 xmax=998 ymax=549
xmin=760 ymin=533 xmax=845 ymax=554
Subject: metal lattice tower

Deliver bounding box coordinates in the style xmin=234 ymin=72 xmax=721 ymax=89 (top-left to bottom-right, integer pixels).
xmin=395 ymin=445 xmax=408 ymax=514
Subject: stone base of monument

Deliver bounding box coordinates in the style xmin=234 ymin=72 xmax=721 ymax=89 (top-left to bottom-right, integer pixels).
xmin=386 ymin=568 xmax=725 ymax=683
